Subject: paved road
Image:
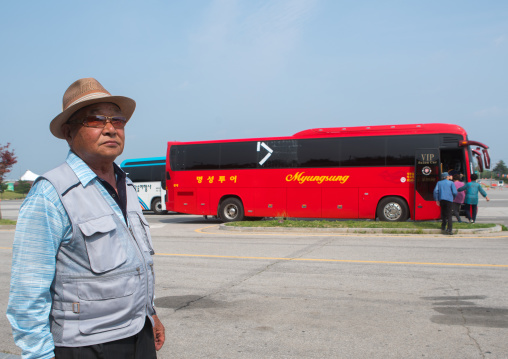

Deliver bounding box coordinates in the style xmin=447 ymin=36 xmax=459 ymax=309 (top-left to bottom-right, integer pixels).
xmin=2 ymin=187 xmax=507 ymax=225
xmin=0 ymin=200 xmax=22 ymax=221
xmin=1 ymin=191 xmax=507 ymax=358
xmin=469 ymin=187 xmax=508 ymax=226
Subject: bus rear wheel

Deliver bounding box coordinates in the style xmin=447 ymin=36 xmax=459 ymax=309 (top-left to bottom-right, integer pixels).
xmin=377 ymin=197 xmax=408 ymax=222
xmin=219 ymin=198 xmax=244 ymax=222
xmin=151 ymin=197 xmax=167 ymax=215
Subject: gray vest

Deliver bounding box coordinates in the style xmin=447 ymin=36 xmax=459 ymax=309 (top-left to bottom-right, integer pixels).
xmin=39 ymin=163 xmax=155 ymax=347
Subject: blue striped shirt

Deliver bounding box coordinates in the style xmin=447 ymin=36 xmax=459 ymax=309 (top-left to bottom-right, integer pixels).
xmin=7 ymin=151 xmax=127 ymax=359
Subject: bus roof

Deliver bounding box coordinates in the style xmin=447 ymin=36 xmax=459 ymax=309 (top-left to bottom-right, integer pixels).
xmin=167 ymin=123 xmax=468 ymax=146
xmin=120 ymin=156 xmax=165 ymax=167
xmin=293 ymin=123 xmax=467 ymax=138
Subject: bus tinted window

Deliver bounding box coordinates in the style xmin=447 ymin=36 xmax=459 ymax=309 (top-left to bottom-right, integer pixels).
xmin=124 ymin=166 xmax=148 ymax=182
xmin=124 ymin=165 xmax=165 ymax=182
xmin=386 ymin=135 xmax=435 ymax=165
xmin=220 ymin=142 xmax=257 ymax=169
xmin=259 ymin=140 xmax=298 ymax=169
xmin=152 ymin=165 xmax=165 ymax=181
xmin=297 ymin=138 xmax=341 ymax=168
xmin=171 ymin=134 xmax=446 ymax=170
xmin=172 ymin=144 xmax=220 ymax=170
xmin=341 ymin=137 xmax=386 ymax=166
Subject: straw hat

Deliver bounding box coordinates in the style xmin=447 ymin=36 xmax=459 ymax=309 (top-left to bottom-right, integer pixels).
xmin=50 ymin=78 xmax=136 ymax=139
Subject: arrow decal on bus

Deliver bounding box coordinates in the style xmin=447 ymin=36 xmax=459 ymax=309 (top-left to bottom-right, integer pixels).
xmin=257 ymin=141 xmax=273 ymax=166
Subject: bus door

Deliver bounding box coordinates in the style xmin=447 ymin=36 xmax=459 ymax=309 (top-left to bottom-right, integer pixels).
xmin=414 ymin=149 xmax=440 ymax=220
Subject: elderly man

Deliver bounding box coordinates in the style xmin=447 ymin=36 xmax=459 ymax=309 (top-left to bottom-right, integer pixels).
xmin=7 ymin=78 xmax=165 ymax=359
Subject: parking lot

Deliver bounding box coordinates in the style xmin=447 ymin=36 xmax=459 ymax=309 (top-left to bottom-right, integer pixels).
xmin=1 ymin=191 xmax=507 ymax=358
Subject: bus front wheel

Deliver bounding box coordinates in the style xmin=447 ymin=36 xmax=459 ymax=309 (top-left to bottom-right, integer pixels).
xmin=151 ymin=197 xmax=167 ymax=215
xmin=219 ymin=198 xmax=244 ymax=222
xmin=377 ymin=197 xmax=408 ymax=222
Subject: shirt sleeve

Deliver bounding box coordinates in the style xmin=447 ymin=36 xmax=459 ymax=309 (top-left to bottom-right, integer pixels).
xmin=6 ymin=180 xmax=71 ymax=359
xmin=433 ymin=183 xmax=439 ymax=201
xmin=451 ymin=182 xmax=458 ymax=198
xmin=479 ymin=185 xmax=488 ymax=198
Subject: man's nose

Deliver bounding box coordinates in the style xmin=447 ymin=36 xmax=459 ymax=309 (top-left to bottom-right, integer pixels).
xmin=102 ymin=120 xmax=117 ymax=134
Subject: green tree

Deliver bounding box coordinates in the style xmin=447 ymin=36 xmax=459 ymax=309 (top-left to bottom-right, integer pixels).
xmin=15 ymin=180 xmax=32 ymax=195
xmin=0 ymin=143 xmax=17 ymax=219
xmin=492 ymin=160 xmax=508 ymax=175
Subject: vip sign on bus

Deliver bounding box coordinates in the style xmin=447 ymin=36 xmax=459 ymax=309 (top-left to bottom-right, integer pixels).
xmin=165 ymin=124 xmax=490 ymax=222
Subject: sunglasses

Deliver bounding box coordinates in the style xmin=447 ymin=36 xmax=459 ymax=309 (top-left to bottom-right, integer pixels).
xmin=69 ymin=115 xmax=128 ymax=129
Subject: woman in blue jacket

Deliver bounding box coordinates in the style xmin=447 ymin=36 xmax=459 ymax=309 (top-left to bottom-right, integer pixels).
xmin=458 ymin=174 xmax=490 ymax=223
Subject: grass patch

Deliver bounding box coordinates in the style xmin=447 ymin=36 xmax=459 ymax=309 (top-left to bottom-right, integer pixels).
xmin=0 ymin=219 xmax=16 ymax=225
xmin=0 ymin=192 xmax=26 ymax=200
xmin=226 ymin=219 xmax=497 ymax=229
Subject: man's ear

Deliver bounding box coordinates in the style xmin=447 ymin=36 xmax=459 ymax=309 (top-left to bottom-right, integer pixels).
xmin=61 ymin=124 xmax=73 ymax=146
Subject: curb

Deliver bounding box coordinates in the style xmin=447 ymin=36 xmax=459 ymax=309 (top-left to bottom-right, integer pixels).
xmin=220 ymin=224 xmax=503 ymax=235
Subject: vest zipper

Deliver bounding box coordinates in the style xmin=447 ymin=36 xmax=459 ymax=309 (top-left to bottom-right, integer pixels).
xmin=149 ymin=263 xmax=155 ymax=306
xmin=128 ymin=221 xmax=155 ymax=315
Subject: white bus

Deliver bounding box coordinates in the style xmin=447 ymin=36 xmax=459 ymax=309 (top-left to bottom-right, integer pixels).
xmin=120 ymin=157 xmax=168 ymax=214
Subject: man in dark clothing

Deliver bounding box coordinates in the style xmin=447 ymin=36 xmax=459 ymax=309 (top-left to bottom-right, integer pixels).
xmin=433 ymin=172 xmax=458 ymax=235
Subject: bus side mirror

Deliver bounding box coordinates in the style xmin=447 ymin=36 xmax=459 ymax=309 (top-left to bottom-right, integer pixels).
xmin=472 ymin=149 xmax=484 ymax=173
xmin=482 ymin=148 xmax=491 ymax=170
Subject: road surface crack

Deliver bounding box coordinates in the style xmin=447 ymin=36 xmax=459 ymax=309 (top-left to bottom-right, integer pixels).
xmin=173 ymin=237 xmax=335 ymax=311
xmin=452 ymin=287 xmax=485 ymax=359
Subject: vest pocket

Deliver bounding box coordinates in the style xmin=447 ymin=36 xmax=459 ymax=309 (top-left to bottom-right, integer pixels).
xmin=77 ymin=274 xmax=138 ymax=334
xmin=79 ymin=216 xmax=127 ymax=273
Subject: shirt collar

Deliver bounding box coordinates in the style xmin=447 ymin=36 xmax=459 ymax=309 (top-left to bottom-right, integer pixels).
xmin=113 ymin=162 xmax=126 ymax=183
xmin=65 ymin=150 xmax=124 ymax=187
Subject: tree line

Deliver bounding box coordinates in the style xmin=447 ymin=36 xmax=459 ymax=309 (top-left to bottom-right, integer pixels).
xmin=482 ymin=160 xmax=508 ymax=179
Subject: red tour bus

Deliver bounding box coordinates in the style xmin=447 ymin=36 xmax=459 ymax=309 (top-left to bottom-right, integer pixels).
xmin=165 ymin=123 xmax=490 ymax=222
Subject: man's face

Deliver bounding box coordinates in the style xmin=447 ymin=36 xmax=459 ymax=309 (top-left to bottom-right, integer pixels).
xmin=62 ymin=103 xmax=125 ymax=165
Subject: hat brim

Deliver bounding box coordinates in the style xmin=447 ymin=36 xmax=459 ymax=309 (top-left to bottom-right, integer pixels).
xmin=50 ymin=95 xmax=136 ymax=139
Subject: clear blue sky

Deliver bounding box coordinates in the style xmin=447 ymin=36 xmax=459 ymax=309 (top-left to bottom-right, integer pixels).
xmin=1 ymin=0 xmax=507 ymax=178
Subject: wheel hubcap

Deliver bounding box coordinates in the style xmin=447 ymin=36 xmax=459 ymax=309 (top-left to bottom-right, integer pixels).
xmin=384 ymin=203 xmax=402 ymax=220
xmin=225 ymin=204 xmax=238 ymax=220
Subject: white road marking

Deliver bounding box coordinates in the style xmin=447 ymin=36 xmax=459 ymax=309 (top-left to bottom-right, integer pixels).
xmin=477 ymin=207 xmax=508 ymax=217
